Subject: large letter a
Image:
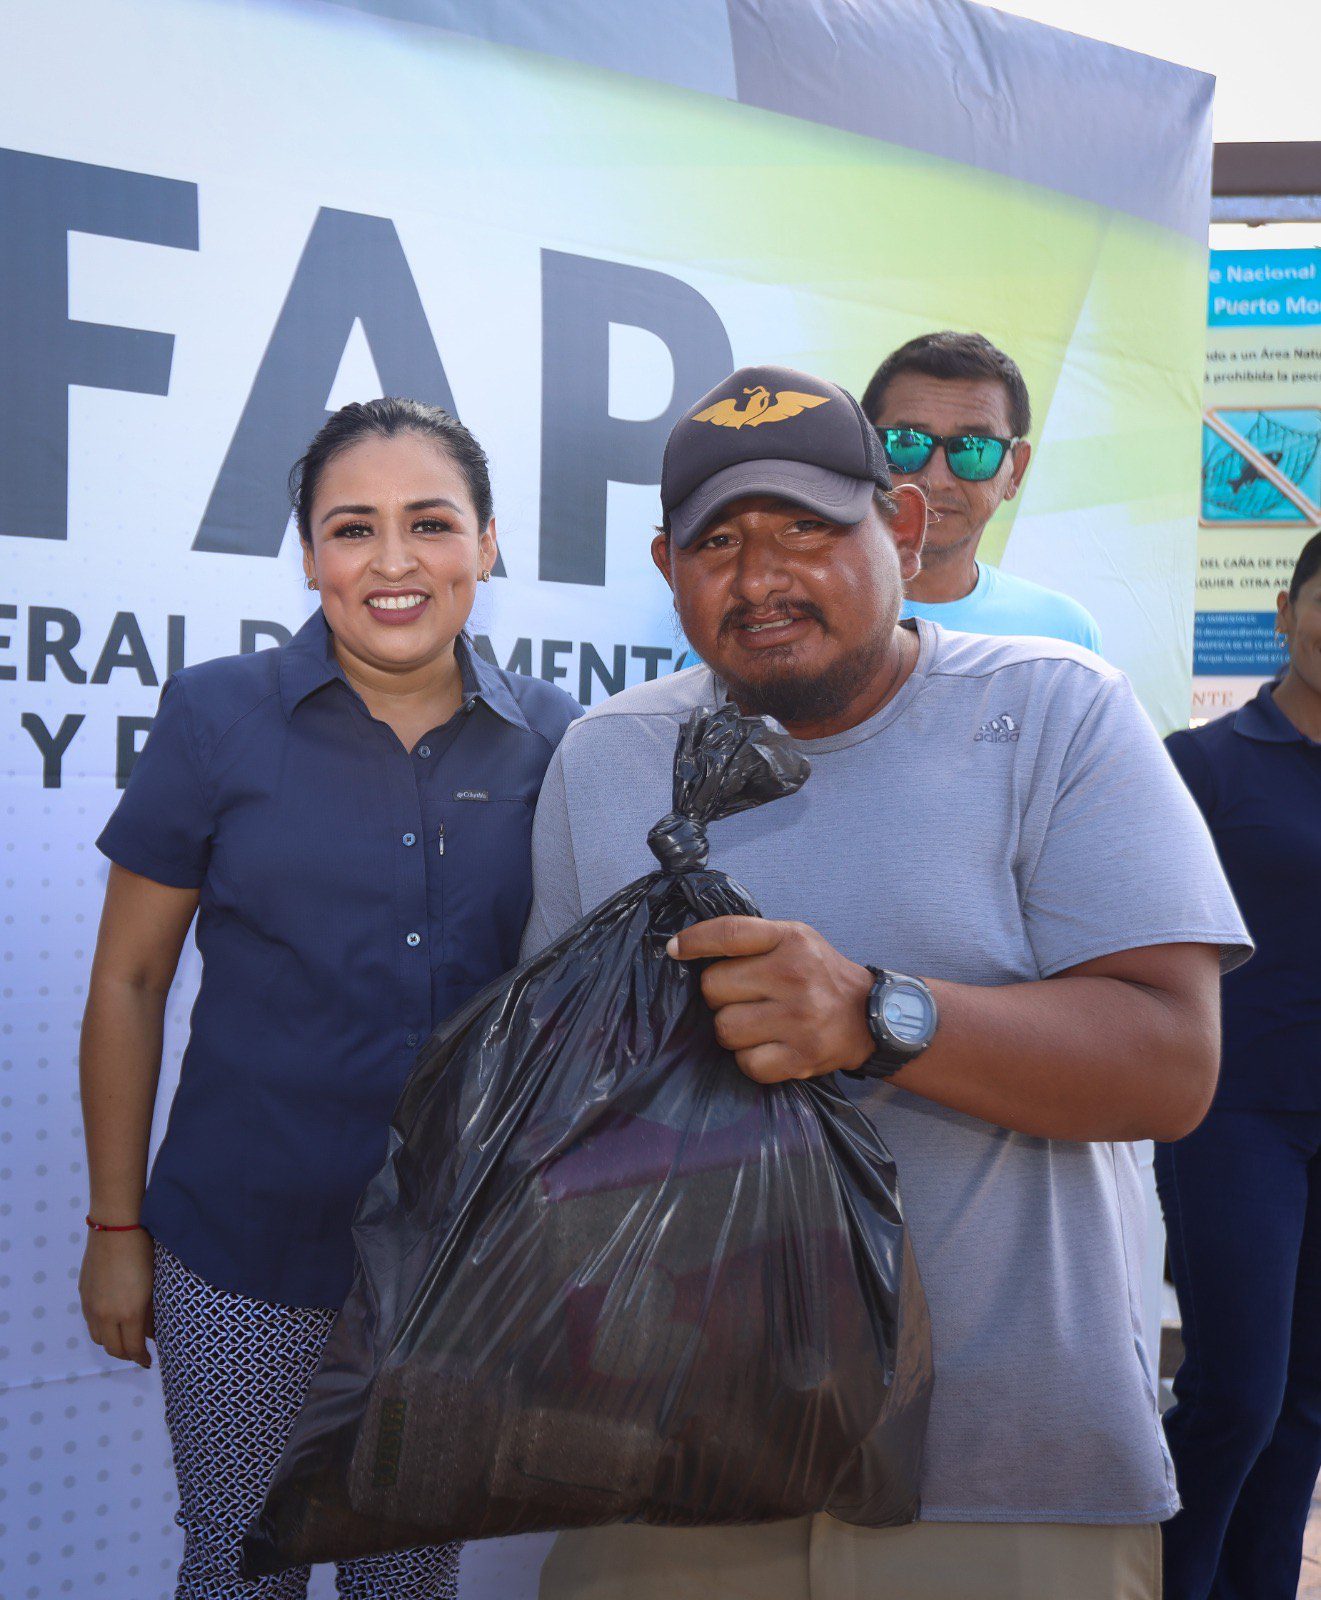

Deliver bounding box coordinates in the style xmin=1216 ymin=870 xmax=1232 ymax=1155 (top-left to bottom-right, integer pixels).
xmin=194 ymin=209 xmax=455 ymax=556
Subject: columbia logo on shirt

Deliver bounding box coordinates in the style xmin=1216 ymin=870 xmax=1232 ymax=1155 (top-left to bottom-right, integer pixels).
xmin=975 ymin=713 xmax=1021 ymax=744
xmin=455 ymin=790 xmax=489 ymax=802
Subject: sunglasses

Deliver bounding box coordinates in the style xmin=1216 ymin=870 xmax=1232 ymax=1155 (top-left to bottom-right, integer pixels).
xmin=877 ymin=426 xmax=1020 ymax=483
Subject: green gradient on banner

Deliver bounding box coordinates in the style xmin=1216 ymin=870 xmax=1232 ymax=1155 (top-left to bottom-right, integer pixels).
xmin=381 ymin=28 xmax=1202 ymax=720
xmin=1015 ymin=223 xmax=1208 ymax=524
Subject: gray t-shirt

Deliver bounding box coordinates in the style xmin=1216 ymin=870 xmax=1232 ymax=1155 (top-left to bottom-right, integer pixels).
xmin=522 ymin=621 xmax=1250 ymax=1523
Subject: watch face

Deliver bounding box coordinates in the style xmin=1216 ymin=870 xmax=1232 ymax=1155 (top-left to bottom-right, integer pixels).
xmin=881 ymin=981 xmax=937 ymax=1047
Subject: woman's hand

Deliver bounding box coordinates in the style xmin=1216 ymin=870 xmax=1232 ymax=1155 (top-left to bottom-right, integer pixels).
xmin=79 ymin=1227 xmax=155 ymax=1368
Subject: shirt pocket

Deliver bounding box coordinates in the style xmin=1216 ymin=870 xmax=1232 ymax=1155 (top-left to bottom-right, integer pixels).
xmin=432 ymin=795 xmax=536 ymax=988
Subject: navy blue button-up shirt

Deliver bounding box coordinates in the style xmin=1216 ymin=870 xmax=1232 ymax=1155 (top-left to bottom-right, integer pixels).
xmin=1166 ymin=681 xmax=1321 ymax=1111
xmin=98 ymin=611 xmax=580 ymax=1305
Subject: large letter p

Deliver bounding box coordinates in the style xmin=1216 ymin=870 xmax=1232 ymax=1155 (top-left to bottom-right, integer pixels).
xmin=539 ymin=251 xmax=732 ymax=587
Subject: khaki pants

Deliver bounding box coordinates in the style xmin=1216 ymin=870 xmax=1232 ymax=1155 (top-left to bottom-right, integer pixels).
xmin=538 ymin=1517 xmax=1162 ymax=1600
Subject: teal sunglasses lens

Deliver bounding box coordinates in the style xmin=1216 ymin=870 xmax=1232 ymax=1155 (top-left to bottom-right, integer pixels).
xmin=881 ymin=427 xmax=935 ymax=474
xmin=945 ymin=435 xmax=1008 ymax=481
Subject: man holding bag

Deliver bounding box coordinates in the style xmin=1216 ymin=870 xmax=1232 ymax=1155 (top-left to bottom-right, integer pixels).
xmin=523 ymin=365 xmax=1250 ymax=1600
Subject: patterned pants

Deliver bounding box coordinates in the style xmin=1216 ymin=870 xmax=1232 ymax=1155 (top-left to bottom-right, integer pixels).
xmin=153 ymin=1243 xmax=461 ymax=1600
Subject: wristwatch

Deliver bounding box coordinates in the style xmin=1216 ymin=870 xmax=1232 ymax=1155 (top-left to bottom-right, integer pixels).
xmin=852 ymin=966 xmax=939 ymax=1079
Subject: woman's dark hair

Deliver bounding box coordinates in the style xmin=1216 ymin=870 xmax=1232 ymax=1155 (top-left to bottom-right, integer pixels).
xmin=290 ymin=397 xmax=493 ymax=543
xmin=860 ymin=330 xmax=1032 ymax=439
xmin=1288 ymin=530 xmax=1321 ymax=602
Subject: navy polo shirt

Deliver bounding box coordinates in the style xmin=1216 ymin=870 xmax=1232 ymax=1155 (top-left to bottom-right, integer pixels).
xmin=97 ymin=611 xmax=581 ymax=1306
xmin=1166 ymin=682 xmax=1321 ymax=1111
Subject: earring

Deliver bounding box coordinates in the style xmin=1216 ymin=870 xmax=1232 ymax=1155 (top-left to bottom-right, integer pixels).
xmin=479 ymin=570 xmax=490 ymax=583
xmin=306 ymin=578 xmax=318 ymax=591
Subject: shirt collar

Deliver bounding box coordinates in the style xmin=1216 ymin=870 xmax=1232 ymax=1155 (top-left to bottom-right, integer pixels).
xmin=278 ymin=609 xmax=531 ymax=733
xmin=461 ymin=639 xmax=532 ymax=732
xmin=279 ymin=610 xmax=344 ymax=718
xmin=1233 ymin=678 xmax=1309 ymax=745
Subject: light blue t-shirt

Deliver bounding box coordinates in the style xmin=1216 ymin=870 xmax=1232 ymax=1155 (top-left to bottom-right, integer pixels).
xmin=902 ymin=561 xmax=1103 ymax=654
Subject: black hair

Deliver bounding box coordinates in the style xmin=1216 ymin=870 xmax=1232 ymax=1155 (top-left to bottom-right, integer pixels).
xmin=860 ymin=331 xmax=1032 ymax=439
xmin=290 ymin=397 xmax=493 ymax=543
xmin=1289 ymin=530 xmax=1321 ymax=602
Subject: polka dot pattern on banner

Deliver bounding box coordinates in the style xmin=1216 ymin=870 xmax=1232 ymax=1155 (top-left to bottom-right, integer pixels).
xmin=2 ymin=781 xmax=190 ymax=1600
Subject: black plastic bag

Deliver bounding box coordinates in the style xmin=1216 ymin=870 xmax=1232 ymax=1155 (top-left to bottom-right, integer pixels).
xmin=244 ymin=706 xmax=932 ymax=1574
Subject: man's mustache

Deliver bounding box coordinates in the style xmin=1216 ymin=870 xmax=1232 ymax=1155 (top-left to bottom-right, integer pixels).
xmin=718 ymin=600 xmax=828 ymax=639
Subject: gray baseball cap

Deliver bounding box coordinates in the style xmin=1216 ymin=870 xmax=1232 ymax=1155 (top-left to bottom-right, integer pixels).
xmin=660 ymin=364 xmax=892 ymax=548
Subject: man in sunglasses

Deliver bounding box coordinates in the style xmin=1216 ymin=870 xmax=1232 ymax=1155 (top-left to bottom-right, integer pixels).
xmin=863 ymin=330 xmax=1102 ymax=652
xmin=525 ymin=363 xmax=1248 ymax=1600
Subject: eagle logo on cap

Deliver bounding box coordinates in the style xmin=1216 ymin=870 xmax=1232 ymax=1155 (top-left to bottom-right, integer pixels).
xmin=693 ymin=385 xmax=830 ymax=429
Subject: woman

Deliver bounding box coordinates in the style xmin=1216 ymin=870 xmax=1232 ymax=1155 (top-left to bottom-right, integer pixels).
xmin=1157 ymin=530 xmax=1321 ymax=1600
xmin=78 ymin=398 xmax=581 ymax=1598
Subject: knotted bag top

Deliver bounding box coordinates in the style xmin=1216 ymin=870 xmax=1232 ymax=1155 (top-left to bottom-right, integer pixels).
xmin=645 ymin=705 xmax=810 ymax=875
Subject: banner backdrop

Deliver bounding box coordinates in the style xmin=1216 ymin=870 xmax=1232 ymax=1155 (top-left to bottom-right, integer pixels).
xmin=1 ymin=2 xmax=1211 ymax=1595
xmin=1194 ymin=247 xmax=1321 ymax=721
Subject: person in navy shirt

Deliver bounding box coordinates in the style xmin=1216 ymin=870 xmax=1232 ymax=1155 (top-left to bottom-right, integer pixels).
xmin=77 ymin=398 xmax=580 ymax=1599
xmin=1157 ymin=530 xmax=1321 ymax=1600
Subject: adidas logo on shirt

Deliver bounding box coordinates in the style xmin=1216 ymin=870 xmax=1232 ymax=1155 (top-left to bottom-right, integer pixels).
xmin=975 ymin=713 xmax=1021 ymax=744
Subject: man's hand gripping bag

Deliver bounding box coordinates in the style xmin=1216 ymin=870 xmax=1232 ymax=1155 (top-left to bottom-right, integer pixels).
xmin=244 ymin=707 xmax=932 ymax=1572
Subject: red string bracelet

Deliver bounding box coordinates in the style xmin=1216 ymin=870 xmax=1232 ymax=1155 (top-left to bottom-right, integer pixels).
xmin=86 ymin=1215 xmax=145 ymax=1232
